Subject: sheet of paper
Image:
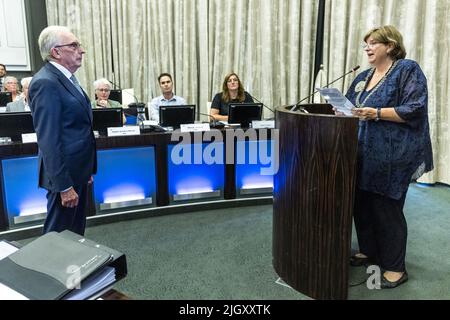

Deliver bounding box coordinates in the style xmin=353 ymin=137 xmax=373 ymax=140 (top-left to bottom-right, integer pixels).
xmin=0 ymin=282 xmax=29 ymax=300
xmin=317 ymin=87 xmax=354 ymax=116
xmin=0 ymin=241 xmax=18 ymax=260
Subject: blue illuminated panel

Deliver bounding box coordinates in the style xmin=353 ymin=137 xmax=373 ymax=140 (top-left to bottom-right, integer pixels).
xmin=94 ymin=147 xmax=156 ymax=210
xmin=2 ymin=156 xmax=47 ymax=225
xmin=236 ymin=140 xmax=275 ymax=195
xmin=168 ymin=143 xmax=224 ymax=201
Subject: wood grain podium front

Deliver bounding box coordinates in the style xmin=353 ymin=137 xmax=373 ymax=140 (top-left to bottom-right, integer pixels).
xmin=273 ymin=104 xmax=359 ymax=300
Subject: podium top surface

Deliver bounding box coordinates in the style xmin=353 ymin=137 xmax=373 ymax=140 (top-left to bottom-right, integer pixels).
xmin=277 ymin=104 xmax=343 ymax=117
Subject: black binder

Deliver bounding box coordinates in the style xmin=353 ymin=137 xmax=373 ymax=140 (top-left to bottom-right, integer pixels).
xmin=0 ymin=231 xmax=127 ymax=300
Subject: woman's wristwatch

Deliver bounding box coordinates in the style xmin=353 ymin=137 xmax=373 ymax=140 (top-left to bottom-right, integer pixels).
xmin=375 ymin=107 xmax=381 ymax=121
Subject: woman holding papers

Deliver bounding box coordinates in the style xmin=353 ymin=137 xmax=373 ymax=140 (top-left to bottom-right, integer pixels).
xmin=344 ymin=25 xmax=433 ymax=288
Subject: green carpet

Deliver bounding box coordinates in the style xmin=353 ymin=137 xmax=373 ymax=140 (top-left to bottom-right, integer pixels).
xmin=19 ymin=183 xmax=450 ymax=300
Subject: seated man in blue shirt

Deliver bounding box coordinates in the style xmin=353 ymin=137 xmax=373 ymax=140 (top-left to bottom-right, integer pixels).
xmin=149 ymin=73 xmax=186 ymax=123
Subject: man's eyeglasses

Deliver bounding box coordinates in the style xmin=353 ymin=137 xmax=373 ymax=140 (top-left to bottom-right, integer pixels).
xmin=54 ymin=42 xmax=83 ymax=50
xmin=361 ymin=42 xmax=382 ymax=50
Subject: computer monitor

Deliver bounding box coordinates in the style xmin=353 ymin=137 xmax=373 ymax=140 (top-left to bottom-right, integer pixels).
xmin=0 ymin=92 xmax=13 ymax=107
xmin=0 ymin=112 xmax=35 ymax=142
xmin=108 ymin=89 xmax=122 ymax=104
xmin=228 ymin=103 xmax=263 ymax=127
xmin=159 ymin=105 xmax=196 ymax=129
xmin=92 ymin=108 xmax=123 ymax=136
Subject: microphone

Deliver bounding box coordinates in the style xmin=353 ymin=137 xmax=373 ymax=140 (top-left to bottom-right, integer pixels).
xmin=106 ymin=79 xmax=147 ymax=125
xmin=290 ymin=65 xmax=360 ymax=112
xmin=198 ymin=112 xmax=223 ymax=128
xmin=107 ymin=79 xmax=141 ymax=106
xmin=245 ymin=92 xmax=275 ymax=115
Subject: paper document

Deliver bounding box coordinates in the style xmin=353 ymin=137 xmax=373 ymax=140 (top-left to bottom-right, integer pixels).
xmin=0 ymin=241 xmax=18 ymax=260
xmin=63 ymin=266 xmax=115 ymax=300
xmin=317 ymin=87 xmax=354 ymax=116
xmin=0 ymin=282 xmax=29 ymax=300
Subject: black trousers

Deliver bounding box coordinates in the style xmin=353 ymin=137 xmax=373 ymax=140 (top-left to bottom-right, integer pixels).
xmin=43 ymin=184 xmax=88 ymax=236
xmin=353 ymin=188 xmax=408 ymax=272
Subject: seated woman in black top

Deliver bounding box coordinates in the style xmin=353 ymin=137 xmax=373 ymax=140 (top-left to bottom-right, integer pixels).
xmin=210 ymin=73 xmax=254 ymax=122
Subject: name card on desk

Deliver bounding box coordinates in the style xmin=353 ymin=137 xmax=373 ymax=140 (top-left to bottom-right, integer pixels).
xmin=21 ymin=133 xmax=37 ymax=144
xmin=252 ymin=120 xmax=275 ymax=129
xmin=107 ymin=126 xmax=140 ymax=137
xmin=180 ymin=123 xmax=211 ymax=133
xmin=143 ymin=120 xmax=158 ymax=126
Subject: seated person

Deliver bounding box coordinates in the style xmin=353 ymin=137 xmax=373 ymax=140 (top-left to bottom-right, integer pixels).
xmin=210 ymin=73 xmax=254 ymax=122
xmin=92 ymin=78 xmax=125 ymax=124
xmin=2 ymin=76 xmax=21 ymax=102
xmin=6 ymin=77 xmax=32 ymax=112
xmin=92 ymin=78 xmax=122 ymax=108
xmin=149 ymin=73 xmax=186 ymax=123
xmin=0 ymin=63 xmax=6 ymax=91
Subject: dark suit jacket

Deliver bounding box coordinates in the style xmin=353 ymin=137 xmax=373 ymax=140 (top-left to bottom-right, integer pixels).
xmin=29 ymin=63 xmax=97 ymax=192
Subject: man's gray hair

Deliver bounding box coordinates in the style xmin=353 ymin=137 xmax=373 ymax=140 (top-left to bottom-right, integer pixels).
xmin=38 ymin=26 xmax=72 ymax=62
xmin=93 ymin=78 xmax=113 ymax=90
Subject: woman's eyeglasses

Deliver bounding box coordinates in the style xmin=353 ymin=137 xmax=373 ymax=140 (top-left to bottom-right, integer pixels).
xmin=96 ymin=88 xmax=111 ymax=93
xmin=361 ymin=42 xmax=382 ymax=50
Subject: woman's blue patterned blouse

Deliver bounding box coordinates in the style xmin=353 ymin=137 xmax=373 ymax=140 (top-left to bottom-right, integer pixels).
xmin=346 ymin=59 xmax=433 ymax=200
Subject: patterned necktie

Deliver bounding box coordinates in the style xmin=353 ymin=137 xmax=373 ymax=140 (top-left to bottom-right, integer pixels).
xmin=70 ymin=75 xmax=84 ymax=96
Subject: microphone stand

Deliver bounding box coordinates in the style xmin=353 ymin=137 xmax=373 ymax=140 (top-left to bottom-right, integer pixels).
xmin=290 ymin=65 xmax=360 ymax=112
xmin=246 ymin=92 xmax=275 ymax=115
xmin=198 ymin=112 xmax=223 ymax=128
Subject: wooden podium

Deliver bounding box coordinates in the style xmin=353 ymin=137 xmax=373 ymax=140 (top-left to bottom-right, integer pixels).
xmin=273 ymin=104 xmax=359 ymax=300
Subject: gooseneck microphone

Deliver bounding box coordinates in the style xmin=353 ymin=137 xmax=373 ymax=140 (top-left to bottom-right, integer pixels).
xmin=290 ymin=65 xmax=360 ymax=112
xmin=246 ymin=92 xmax=275 ymax=115
xmin=198 ymin=112 xmax=221 ymax=127
xmin=107 ymin=79 xmax=140 ymax=105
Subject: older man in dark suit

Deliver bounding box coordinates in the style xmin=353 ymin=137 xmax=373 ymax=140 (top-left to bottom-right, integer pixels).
xmin=29 ymin=26 xmax=97 ymax=235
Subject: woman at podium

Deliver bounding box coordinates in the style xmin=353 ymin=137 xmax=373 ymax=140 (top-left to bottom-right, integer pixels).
xmin=344 ymin=25 xmax=433 ymax=289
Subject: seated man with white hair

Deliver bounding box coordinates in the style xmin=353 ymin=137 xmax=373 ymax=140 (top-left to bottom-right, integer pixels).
xmin=6 ymin=77 xmax=32 ymax=112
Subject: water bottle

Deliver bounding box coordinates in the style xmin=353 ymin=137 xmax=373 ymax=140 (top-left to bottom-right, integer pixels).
xmin=135 ymin=103 xmax=147 ymax=130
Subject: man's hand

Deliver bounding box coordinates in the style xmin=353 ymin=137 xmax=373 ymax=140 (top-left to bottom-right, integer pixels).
xmin=60 ymin=187 xmax=79 ymax=208
xmin=88 ymin=176 xmax=94 ymax=185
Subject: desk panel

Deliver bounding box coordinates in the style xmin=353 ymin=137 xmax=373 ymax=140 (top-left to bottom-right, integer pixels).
xmin=2 ymin=156 xmax=47 ymax=227
xmin=168 ymin=142 xmax=225 ymax=203
xmin=0 ymin=130 xmax=277 ymax=231
xmin=236 ymin=140 xmax=275 ymax=196
xmin=94 ymin=146 xmax=157 ymax=212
